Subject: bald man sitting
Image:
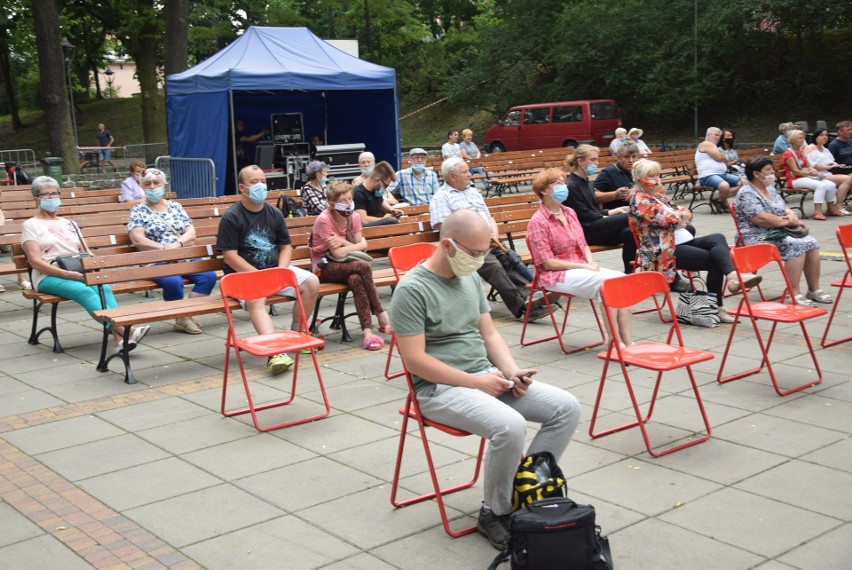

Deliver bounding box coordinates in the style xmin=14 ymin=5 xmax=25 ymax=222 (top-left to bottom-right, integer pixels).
xmin=389 ymin=209 xmax=581 ymax=551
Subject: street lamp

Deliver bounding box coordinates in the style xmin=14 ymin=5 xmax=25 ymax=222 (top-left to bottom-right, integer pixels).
xmin=103 ymin=67 xmax=114 ymax=97
xmin=60 ymin=38 xmax=78 ymax=148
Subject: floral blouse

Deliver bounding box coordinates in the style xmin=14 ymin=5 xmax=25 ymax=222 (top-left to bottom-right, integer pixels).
xmin=629 ymin=190 xmax=687 ymax=283
xmin=127 ymin=201 xmax=193 ymax=245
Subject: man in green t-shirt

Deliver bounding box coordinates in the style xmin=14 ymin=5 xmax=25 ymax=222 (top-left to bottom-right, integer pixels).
xmin=389 ymin=209 xmax=581 ymax=551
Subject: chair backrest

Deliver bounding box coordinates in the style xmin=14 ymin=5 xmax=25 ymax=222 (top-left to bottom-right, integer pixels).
xmin=388 ymin=242 xmax=438 ymax=280
xmin=730 ymin=243 xmax=793 ymax=304
xmin=600 ymin=271 xmax=669 ymax=310
xmin=729 ymin=203 xmax=745 ymax=247
xmin=220 ymin=267 xmax=308 ymax=333
xmin=838 ymin=224 xmax=852 ymax=272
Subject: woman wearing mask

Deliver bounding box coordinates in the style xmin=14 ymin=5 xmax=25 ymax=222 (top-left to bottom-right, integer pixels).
xmin=22 ymin=176 xmax=150 ymax=351
xmin=119 ymin=160 xmax=146 ymax=204
xmin=804 ymin=128 xmax=851 ymax=214
xmin=128 ymin=168 xmax=216 ymax=334
xmin=734 ymin=156 xmax=832 ymax=307
xmin=562 ymin=145 xmax=636 ymax=274
xmin=527 ymin=168 xmax=632 ymax=345
xmin=629 ymin=159 xmax=762 ymax=320
xmin=309 ymin=181 xmax=392 ymax=351
xmin=782 ymin=129 xmax=840 ymax=220
xmin=628 ymin=128 xmax=651 ymax=155
xmin=301 ymin=160 xmax=329 ymax=215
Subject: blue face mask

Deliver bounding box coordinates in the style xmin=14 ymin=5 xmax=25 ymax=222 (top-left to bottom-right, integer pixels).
xmin=246 ymin=183 xmax=268 ymax=204
xmin=40 ymin=197 xmax=61 ymax=212
xmin=145 ymin=187 xmax=165 ymax=203
xmin=375 ymin=186 xmax=386 ymax=198
xmin=412 ymin=164 xmax=426 ymax=173
xmin=551 ymin=184 xmax=569 ymax=203
xmin=586 ymin=164 xmax=598 ymax=176
xmin=320 ymin=176 xmax=329 ymax=185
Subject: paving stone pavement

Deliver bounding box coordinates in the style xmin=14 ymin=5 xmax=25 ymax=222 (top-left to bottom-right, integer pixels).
xmin=0 ymin=192 xmax=850 ymax=569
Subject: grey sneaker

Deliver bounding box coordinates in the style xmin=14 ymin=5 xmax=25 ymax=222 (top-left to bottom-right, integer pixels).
xmin=477 ymin=507 xmax=510 ymax=550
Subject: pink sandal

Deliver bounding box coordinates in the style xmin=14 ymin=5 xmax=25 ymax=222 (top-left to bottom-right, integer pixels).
xmin=378 ymin=325 xmax=394 ymax=335
xmin=362 ymin=336 xmax=385 ymax=351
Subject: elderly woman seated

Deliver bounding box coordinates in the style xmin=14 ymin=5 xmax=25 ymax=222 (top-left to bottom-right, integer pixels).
xmin=782 ymin=129 xmax=841 ymax=220
xmin=301 ymin=160 xmax=329 ymax=216
xmin=128 ymin=168 xmax=217 ymax=334
xmin=527 ymin=168 xmax=632 ymax=345
xmin=22 ymin=176 xmax=149 ymax=351
xmin=629 ymin=159 xmax=761 ymax=323
xmin=734 ymin=156 xmax=833 ymax=307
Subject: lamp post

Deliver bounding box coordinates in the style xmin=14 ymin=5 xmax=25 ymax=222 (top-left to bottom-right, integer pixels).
xmin=104 ymin=67 xmax=114 ymax=97
xmin=60 ymin=38 xmax=78 ymax=148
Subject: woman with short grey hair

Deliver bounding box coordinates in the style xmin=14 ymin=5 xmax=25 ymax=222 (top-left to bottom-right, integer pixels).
xmin=301 ymin=160 xmax=328 ymax=215
xmin=22 ymin=176 xmax=149 ymax=350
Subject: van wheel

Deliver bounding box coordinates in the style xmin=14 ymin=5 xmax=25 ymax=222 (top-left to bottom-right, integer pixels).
xmin=489 ymin=142 xmax=505 ymax=153
xmin=562 ymin=140 xmax=578 ymax=148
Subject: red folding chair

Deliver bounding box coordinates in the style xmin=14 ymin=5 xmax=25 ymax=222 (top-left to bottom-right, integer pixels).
xmin=520 ymin=238 xmax=605 ymax=353
xmin=389 ymin=366 xmax=486 ymax=537
xmin=716 ymin=243 xmax=827 ymax=396
xmin=384 ymin=242 xmax=438 ymax=379
xmin=590 ymin=272 xmax=714 ymax=457
xmin=821 ymin=223 xmax=852 ymax=348
xmin=220 ymin=268 xmax=330 ymax=431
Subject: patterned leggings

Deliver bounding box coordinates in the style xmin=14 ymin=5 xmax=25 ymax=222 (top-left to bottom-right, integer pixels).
xmin=319 ymin=260 xmax=384 ymax=331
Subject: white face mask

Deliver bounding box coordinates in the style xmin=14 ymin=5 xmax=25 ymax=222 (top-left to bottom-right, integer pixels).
xmin=446 ymin=238 xmax=486 ymax=277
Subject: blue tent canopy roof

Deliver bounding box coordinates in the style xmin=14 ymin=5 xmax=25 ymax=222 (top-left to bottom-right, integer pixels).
xmin=167 ymin=26 xmax=396 ymax=94
xmin=165 ymin=26 xmax=400 ymax=196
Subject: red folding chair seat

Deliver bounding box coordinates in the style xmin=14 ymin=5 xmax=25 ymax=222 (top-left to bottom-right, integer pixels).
xmin=220 ymin=267 xmax=330 ymax=431
xmin=384 ymin=242 xmax=438 ymax=379
xmin=821 ymin=223 xmax=852 ymax=348
xmin=519 ymin=236 xmax=605 ymax=353
xmin=389 ymin=368 xmax=486 ymax=537
xmin=590 ymin=272 xmax=714 ymax=457
xmin=717 ymin=243 xmax=827 ymax=396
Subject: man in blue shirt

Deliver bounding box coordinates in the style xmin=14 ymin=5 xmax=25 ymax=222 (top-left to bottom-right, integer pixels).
xmin=772 ymin=122 xmax=794 ymax=155
xmin=389 ymin=148 xmax=440 ymax=205
xmin=827 ymin=121 xmax=852 ymax=168
xmin=96 ymin=123 xmax=115 ymax=170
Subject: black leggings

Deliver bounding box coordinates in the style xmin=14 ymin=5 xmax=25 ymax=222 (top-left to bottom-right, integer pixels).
xmin=675 ymin=233 xmax=734 ymax=306
xmin=582 ymin=213 xmax=636 ymax=273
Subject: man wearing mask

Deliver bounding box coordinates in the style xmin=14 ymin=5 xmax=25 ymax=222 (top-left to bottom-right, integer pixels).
xmin=390 ymin=208 xmax=581 ymax=550
xmin=216 ymin=165 xmax=320 ymax=375
xmin=594 ymin=142 xmax=640 ymax=209
xmin=353 ymin=160 xmax=404 ymax=226
xmin=430 ymin=157 xmax=550 ymax=321
xmin=388 ymin=148 xmax=440 ymax=205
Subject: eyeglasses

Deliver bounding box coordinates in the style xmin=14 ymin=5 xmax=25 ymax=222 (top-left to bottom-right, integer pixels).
xmin=144 ymin=168 xmax=164 ymax=176
xmin=38 ymin=192 xmax=60 ymax=198
xmin=449 ymin=238 xmax=489 ymax=259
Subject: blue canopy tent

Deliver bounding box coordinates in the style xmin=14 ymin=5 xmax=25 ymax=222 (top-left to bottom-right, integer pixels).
xmin=166 ymin=26 xmax=400 ymax=196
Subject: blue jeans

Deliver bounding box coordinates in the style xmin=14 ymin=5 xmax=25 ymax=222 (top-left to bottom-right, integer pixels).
xmin=415 ymin=372 xmax=581 ymax=515
xmin=699 ymin=173 xmax=739 ymax=189
xmin=99 ymin=148 xmax=111 ymax=162
xmin=153 ymin=270 xmax=217 ymax=301
xmin=38 ymin=275 xmax=117 ymax=318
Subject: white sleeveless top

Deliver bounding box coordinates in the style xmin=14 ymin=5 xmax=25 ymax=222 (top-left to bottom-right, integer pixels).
xmin=695 ymin=148 xmax=726 ymax=178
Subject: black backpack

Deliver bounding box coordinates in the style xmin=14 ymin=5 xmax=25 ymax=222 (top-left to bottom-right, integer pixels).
xmin=488 ymin=498 xmax=613 ymax=570
xmin=276 ymin=193 xmax=307 ymax=218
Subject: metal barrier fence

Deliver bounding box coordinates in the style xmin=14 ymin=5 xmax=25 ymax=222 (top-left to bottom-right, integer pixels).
xmin=0 ymin=148 xmax=38 ymax=169
xmin=154 ymin=156 xmax=217 ymax=199
xmin=124 ymin=143 xmax=169 ymax=166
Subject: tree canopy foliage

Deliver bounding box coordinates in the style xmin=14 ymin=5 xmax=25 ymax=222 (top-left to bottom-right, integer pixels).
xmin=3 ymin=0 xmax=851 ymax=145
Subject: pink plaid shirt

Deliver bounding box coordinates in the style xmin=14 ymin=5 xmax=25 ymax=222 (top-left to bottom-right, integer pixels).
xmin=527 ymin=203 xmax=589 ymax=288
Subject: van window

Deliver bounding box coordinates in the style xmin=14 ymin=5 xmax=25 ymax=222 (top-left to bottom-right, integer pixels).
xmin=553 ymin=105 xmax=583 ymax=123
xmin=502 ymin=110 xmax=521 ymax=126
xmin=523 ymin=108 xmax=551 ymax=125
xmin=590 ymin=102 xmax=619 ymax=120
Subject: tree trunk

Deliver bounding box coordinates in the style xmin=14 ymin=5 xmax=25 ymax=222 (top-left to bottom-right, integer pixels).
xmin=134 ymin=0 xmax=165 ymax=144
xmin=164 ymin=0 xmax=189 ymax=78
xmin=31 ymin=0 xmax=79 ymax=173
xmin=0 ymin=37 xmax=23 ymax=130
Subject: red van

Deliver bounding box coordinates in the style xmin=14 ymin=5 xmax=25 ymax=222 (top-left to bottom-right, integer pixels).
xmin=485 ymin=100 xmax=622 ymax=152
